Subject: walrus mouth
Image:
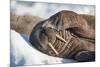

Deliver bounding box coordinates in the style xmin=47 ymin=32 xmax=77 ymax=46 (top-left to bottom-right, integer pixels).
xmin=40 ymin=29 xmax=74 ymax=57
xmin=48 ymin=33 xmax=72 ymax=55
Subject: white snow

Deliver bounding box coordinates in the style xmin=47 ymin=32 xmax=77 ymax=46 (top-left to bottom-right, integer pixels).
xmin=10 ymin=30 xmax=77 ymax=66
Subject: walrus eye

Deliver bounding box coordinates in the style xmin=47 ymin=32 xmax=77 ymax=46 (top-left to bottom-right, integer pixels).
xmin=40 ymin=28 xmax=45 ymax=33
xmin=40 ymin=27 xmax=46 ymax=34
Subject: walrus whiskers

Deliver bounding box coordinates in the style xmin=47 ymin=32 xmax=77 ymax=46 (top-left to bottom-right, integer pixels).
xmin=48 ymin=42 xmax=59 ymax=55
xmin=56 ymin=34 xmax=67 ymax=43
xmin=59 ymin=32 xmax=73 ymax=53
xmin=55 ymin=31 xmax=73 ymax=53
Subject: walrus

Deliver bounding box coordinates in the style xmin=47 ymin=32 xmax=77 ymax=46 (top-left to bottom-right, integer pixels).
xmin=10 ymin=13 xmax=43 ymax=35
xmin=29 ymin=10 xmax=95 ymax=62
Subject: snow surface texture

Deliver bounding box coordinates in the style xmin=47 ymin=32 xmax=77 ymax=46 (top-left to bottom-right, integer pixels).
xmin=10 ymin=30 xmax=77 ymax=67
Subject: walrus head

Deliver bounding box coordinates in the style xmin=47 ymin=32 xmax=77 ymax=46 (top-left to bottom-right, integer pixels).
xmin=29 ymin=10 xmax=95 ymax=62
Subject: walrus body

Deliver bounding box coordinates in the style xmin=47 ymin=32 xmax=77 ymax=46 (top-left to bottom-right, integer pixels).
xmin=29 ymin=10 xmax=95 ymax=62
xmin=80 ymin=14 xmax=95 ymax=29
xmin=10 ymin=13 xmax=42 ymax=35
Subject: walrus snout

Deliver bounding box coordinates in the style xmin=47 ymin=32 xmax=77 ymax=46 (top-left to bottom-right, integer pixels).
xmin=38 ymin=27 xmax=60 ymax=55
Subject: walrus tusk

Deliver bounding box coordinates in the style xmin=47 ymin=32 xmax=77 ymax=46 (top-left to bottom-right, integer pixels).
xmin=56 ymin=34 xmax=67 ymax=43
xmin=48 ymin=42 xmax=59 ymax=55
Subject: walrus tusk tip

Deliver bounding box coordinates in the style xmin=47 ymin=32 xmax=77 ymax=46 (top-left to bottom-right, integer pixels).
xmin=48 ymin=42 xmax=59 ymax=55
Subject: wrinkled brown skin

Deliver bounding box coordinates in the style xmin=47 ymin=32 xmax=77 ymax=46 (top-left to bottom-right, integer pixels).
xmin=80 ymin=14 xmax=95 ymax=29
xmin=29 ymin=10 xmax=95 ymax=62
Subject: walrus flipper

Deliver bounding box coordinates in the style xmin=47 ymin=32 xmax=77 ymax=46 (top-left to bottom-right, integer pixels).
xmin=75 ymin=51 xmax=95 ymax=62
